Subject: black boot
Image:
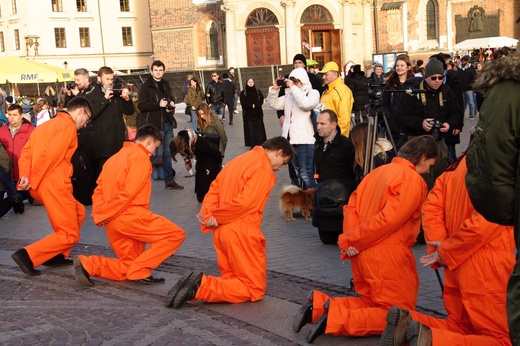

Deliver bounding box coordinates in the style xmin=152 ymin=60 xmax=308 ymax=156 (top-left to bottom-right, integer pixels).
xmin=11 ymin=248 xmax=41 ymax=276
xmin=307 ymin=312 xmax=328 ymax=343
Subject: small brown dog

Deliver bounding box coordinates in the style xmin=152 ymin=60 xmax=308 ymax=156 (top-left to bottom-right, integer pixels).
xmin=279 ymin=185 xmax=316 ymax=221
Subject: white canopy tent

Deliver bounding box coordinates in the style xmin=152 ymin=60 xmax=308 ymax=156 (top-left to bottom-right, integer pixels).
xmin=454 ymin=36 xmax=518 ymax=50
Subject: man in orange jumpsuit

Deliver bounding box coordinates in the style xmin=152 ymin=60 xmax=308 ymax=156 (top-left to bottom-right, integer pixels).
xmin=11 ymin=97 xmax=92 ymax=276
xmin=380 ymin=156 xmax=515 ymax=346
xmin=73 ymin=124 xmax=186 ymax=286
xmin=293 ymin=135 xmax=441 ymax=343
xmin=164 ymin=136 xmax=294 ymax=308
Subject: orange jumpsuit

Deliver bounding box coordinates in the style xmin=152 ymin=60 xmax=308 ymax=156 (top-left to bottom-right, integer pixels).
xmin=195 ymin=146 xmax=276 ymax=303
xmin=78 ymin=142 xmax=186 ymax=280
xmin=18 ymin=112 xmax=85 ymax=266
xmin=408 ymin=156 xmax=514 ymax=346
xmin=311 ymin=157 xmax=427 ymax=336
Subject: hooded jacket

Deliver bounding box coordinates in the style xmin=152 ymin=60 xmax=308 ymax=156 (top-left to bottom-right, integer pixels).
xmin=267 ymin=68 xmax=319 ymax=145
xmin=465 ymin=53 xmax=520 ymax=226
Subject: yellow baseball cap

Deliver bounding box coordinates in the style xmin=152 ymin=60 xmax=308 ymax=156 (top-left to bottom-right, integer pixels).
xmin=319 ymin=62 xmax=339 ymax=73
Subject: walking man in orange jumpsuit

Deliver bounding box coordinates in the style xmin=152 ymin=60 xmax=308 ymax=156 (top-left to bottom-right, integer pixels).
xmin=11 ymin=97 xmax=92 ymax=276
xmin=293 ymin=135 xmax=441 ymax=343
xmin=381 ymin=156 xmax=515 ymax=346
xmin=73 ymin=124 xmax=186 ymax=286
xmin=164 ymin=136 xmax=294 ymax=308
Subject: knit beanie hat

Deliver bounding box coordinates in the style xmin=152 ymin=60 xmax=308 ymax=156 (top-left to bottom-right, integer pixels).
xmin=293 ymin=53 xmax=306 ymax=64
xmin=424 ymin=58 xmax=444 ymax=78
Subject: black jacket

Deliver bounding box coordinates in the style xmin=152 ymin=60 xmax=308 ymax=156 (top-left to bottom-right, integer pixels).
xmin=84 ymin=83 xmax=134 ymax=160
xmin=222 ymin=79 xmax=236 ymax=105
xmin=346 ymin=72 xmax=369 ymax=112
xmin=205 ymin=80 xmax=224 ymax=104
xmin=459 ymin=64 xmax=477 ymax=91
xmin=397 ymin=80 xmax=461 ymax=139
xmin=137 ymin=75 xmax=176 ymax=130
xmin=314 ymin=126 xmax=356 ymax=183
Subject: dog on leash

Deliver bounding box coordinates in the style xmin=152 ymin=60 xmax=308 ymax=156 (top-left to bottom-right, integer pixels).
xmin=279 ymin=185 xmax=316 ymax=221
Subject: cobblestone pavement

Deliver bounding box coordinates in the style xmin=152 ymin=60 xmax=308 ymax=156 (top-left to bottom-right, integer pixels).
xmin=1 ymin=104 xmax=475 ymax=345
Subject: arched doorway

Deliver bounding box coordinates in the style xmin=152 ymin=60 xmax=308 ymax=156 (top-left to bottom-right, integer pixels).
xmin=300 ymin=5 xmax=341 ymax=68
xmin=245 ymin=8 xmax=280 ymax=66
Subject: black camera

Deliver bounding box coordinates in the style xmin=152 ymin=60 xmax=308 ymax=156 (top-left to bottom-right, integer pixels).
xmin=276 ymin=78 xmax=286 ymax=87
xmin=66 ymin=81 xmax=77 ymax=90
xmin=111 ymin=89 xmax=122 ymax=97
xmin=164 ymin=98 xmax=175 ymax=111
xmin=428 ymin=120 xmax=442 ymax=140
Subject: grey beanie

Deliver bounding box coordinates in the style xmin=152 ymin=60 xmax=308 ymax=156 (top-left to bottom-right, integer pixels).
xmin=424 ymin=58 xmax=444 ymax=78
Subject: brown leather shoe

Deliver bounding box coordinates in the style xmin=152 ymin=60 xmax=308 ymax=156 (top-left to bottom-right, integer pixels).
xmin=381 ymin=306 xmax=412 ymax=346
xmin=407 ymin=321 xmax=432 ymax=346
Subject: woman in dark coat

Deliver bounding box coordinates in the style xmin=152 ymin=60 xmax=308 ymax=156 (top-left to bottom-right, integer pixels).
xmin=239 ymin=78 xmax=267 ymax=148
xmin=170 ymin=129 xmax=222 ymax=203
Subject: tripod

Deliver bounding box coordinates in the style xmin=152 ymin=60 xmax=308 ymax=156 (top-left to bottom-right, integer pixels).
xmin=362 ymin=99 xmax=398 ymax=176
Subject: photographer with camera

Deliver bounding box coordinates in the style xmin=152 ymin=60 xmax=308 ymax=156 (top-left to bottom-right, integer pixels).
xmin=84 ymin=66 xmax=134 ymax=170
xmin=64 ymin=68 xmax=94 ymax=106
xmin=138 ymin=60 xmax=183 ymax=190
xmin=397 ymin=58 xmax=460 ymax=173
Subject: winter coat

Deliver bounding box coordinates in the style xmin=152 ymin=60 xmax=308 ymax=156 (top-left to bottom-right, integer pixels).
xmin=314 ymin=126 xmax=355 ymax=183
xmin=320 ymin=77 xmax=354 ymax=137
xmin=222 ymin=79 xmax=236 ymax=105
xmin=188 ymin=87 xmax=205 ymax=110
xmin=466 ymin=54 xmax=520 ymax=226
xmin=240 ymin=85 xmax=266 ymax=148
xmin=0 ymin=121 xmax=35 ymax=180
xmin=203 ymin=118 xmax=228 ymax=157
xmin=397 ymin=80 xmax=461 ymax=139
xmin=205 ymin=80 xmax=224 ymax=105
xmin=267 ymin=68 xmax=319 ymax=145
xmin=347 ymin=72 xmax=370 ymax=112
xmin=137 ymin=75 xmax=176 ymax=130
xmin=84 ymin=83 xmax=134 ymax=160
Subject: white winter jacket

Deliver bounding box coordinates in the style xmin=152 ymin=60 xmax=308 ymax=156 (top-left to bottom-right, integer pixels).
xmin=267 ymin=68 xmax=319 ymax=145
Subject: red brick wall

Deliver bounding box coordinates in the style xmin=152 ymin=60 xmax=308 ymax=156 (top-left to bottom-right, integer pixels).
xmin=148 ymin=0 xmax=225 ymax=71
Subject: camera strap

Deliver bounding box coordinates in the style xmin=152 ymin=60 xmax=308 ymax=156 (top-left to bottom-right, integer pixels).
xmin=419 ymin=81 xmax=443 ymax=108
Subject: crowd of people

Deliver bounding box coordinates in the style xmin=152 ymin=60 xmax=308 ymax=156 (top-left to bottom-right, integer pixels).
xmin=0 ymin=47 xmax=518 ymax=345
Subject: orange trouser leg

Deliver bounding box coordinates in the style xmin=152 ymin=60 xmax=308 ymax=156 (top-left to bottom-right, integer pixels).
xmin=25 ymin=182 xmax=85 ymax=267
xmin=195 ymin=223 xmax=267 ymax=303
xmin=311 ymin=290 xmax=388 ymax=336
xmin=325 ymin=296 xmax=388 ymax=336
xmin=429 ymin=327 xmax=509 ymax=346
xmin=81 ymin=209 xmax=186 ymax=280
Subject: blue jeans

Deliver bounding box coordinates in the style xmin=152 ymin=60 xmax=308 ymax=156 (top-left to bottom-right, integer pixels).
xmin=210 ymin=103 xmax=225 ymax=117
xmin=233 ymin=92 xmax=238 ymax=110
xmin=151 ymin=122 xmax=174 ymax=183
xmin=291 ymin=144 xmax=316 ymax=189
xmin=190 ymin=109 xmax=199 ymax=132
xmin=463 ymin=90 xmax=476 ymax=117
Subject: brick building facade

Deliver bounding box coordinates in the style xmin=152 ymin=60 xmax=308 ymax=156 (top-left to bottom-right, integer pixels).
xmin=148 ymin=0 xmax=520 ymax=72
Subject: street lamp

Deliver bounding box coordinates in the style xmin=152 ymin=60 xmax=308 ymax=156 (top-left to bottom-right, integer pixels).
xmin=63 ymin=61 xmax=68 ymax=69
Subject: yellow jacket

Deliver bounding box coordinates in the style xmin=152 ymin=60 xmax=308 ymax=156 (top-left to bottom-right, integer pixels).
xmin=320 ymin=77 xmax=353 ymax=137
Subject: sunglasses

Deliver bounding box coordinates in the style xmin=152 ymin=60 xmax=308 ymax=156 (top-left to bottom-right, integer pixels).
xmin=429 ymin=76 xmax=443 ymax=81
xmin=211 ymin=74 xmax=217 ymax=77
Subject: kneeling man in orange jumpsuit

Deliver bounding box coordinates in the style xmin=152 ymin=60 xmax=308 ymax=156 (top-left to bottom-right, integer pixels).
xmin=293 ymin=135 xmax=441 ymax=343
xmin=164 ymin=136 xmax=294 ymax=308
xmin=381 ymin=155 xmax=515 ymax=346
xmin=12 ymin=97 xmax=92 ymax=276
xmin=74 ymin=124 xmax=186 ymax=286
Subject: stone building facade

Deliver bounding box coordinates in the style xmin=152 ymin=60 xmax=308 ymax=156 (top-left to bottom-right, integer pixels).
xmin=149 ymin=0 xmax=520 ymax=71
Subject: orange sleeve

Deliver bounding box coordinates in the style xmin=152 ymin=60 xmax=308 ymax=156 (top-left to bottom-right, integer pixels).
xmin=202 ymin=165 xmax=274 ymax=226
xmin=92 ymin=154 xmax=150 ymax=225
xmin=439 ymin=212 xmax=509 ymax=270
xmin=339 ymin=176 xmax=425 ymax=251
xmin=421 ymin=174 xmax=449 ymax=255
xmin=18 ymin=136 xmax=33 ymax=180
xmin=29 ymin=123 xmax=76 ymax=190
xmin=199 ymin=177 xmax=221 ymax=233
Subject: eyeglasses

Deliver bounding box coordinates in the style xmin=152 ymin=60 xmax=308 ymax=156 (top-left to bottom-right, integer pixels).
xmin=429 ymin=76 xmax=443 ymax=81
xmin=84 ymin=109 xmax=92 ymax=120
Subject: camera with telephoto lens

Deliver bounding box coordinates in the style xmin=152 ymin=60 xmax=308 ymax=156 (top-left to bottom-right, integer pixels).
xmin=428 ymin=120 xmax=442 ymax=140
xmin=66 ymin=81 xmax=77 ymax=90
xmin=164 ymin=98 xmax=175 ymax=111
